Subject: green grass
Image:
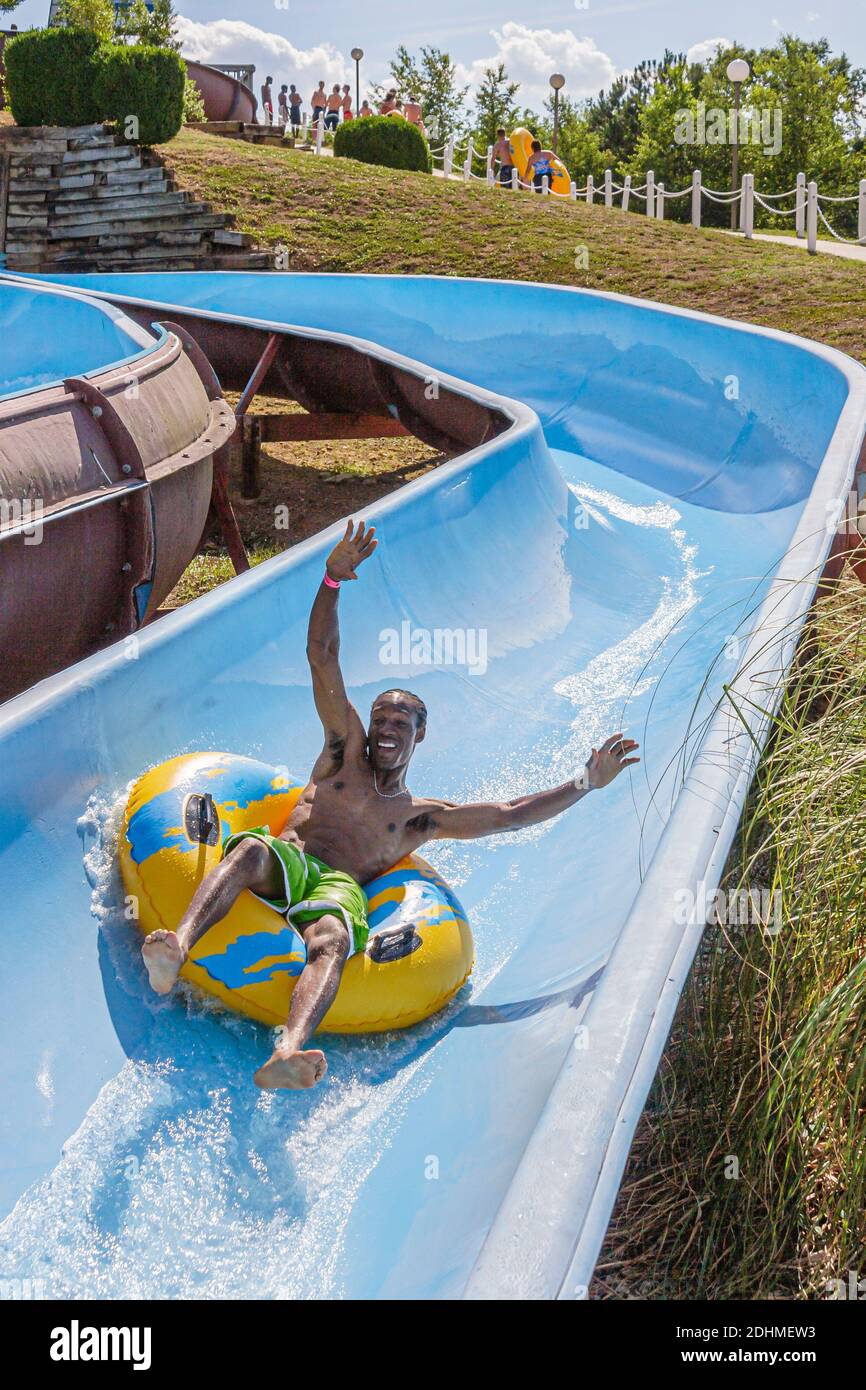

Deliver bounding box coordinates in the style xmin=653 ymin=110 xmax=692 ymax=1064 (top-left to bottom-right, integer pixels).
xmin=165 ymin=544 xmax=282 ymax=606
xmin=160 ymin=128 xmax=866 ymax=366
xmin=594 ymin=574 xmax=866 ymax=1299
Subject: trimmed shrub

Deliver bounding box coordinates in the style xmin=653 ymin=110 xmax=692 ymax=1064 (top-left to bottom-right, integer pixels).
xmin=333 ymin=114 xmax=431 ymax=173
xmin=92 ymin=44 xmax=185 ymax=145
xmin=4 ymin=27 xmax=102 ymax=128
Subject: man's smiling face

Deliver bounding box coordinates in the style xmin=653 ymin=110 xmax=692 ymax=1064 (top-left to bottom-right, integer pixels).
xmin=367 ymin=691 xmax=426 ymax=772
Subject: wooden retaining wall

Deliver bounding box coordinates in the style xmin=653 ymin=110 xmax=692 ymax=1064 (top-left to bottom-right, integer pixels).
xmin=0 ymin=122 xmax=270 ymax=272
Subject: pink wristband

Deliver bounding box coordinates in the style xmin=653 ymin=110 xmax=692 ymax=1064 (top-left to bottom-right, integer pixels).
xmin=323 ymin=571 xmax=341 ymax=589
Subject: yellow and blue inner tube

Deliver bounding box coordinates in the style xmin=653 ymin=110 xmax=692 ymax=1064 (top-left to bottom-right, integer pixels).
xmin=119 ymin=752 xmax=474 ymax=1033
xmin=508 ymin=126 xmax=571 ymax=196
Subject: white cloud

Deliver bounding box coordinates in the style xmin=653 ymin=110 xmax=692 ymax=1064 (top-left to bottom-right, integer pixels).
xmin=456 ymin=22 xmax=617 ymax=108
xmin=686 ymin=37 xmax=733 ymax=66
xmin=175 ymin=16 xmax=348 ymax=89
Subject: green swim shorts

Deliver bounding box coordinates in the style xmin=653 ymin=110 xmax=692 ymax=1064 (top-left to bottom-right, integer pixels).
xmin=222 ymin=827 xmax=369 ymax=956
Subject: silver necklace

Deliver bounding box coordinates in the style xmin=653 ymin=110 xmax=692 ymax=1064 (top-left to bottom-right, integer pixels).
xmin=372 ymin=770 xmax=408 ymax=799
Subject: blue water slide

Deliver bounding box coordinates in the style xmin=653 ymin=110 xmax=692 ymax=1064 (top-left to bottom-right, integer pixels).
xmin=0 ymin=271 xmax=864 ymax=1300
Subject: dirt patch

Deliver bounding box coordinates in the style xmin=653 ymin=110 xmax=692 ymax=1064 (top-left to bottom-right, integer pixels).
xmin=165 ymin=395 xmax=446 ymax=606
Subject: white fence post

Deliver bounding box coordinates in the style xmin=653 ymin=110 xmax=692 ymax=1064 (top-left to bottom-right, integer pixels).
xmin=315 ymin=116 xmax=324 ymax=154
xmin=622 ymin=174 xmax=631 ymax=212
xmin=542 ymin=174 xmax=549 ymax=196
xmin=487 ymin=145 xmax=495 ymax=187
xmin=795 ymin=172 xmax=806 ymax=238
xmin=858 ymin=179 xmax=866 ymax=244
xmin=806 ymin=180 xmax=818 ymax=254
xmin=464 ymin=136 xmax=474 ymax=180
xmin=656 ymin=182 xmax=665 ymax=219
xmin=301 ymin=116 xmax=308 ymax=144
xmin=604 ymin=168 xmax=612 ymax=208
xmin=646 ymin=170 xmax=655 ymax=218
xmin=691 ymin=169 xmax=701 ymax=228
xmin=586 ymin=174 xmax=594 ymax=205
xmin=570 ymin=180 xmax=577 ymax=202
xmin=511 ymin=167 xmax=519 ymax=193
xmin=741 ymin=173 xmax=754 ymax=238
xmin=443 ymin=136 xmax=454 ymax=179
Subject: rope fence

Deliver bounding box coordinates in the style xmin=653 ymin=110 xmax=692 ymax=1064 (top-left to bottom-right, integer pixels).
xmin=428 ymin=137 xmax=866 ymax=253
xmin=291 ymin=117 xmax=866 ymax=253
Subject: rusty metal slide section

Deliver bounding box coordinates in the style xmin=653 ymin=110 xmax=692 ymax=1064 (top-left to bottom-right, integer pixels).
xmin=0 ymin=286 xmax=234 ymax=702
xmin=105 ymin=301 xmax=510 ymax=456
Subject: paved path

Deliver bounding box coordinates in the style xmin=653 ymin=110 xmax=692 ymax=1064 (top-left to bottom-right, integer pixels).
xmin=720 ymin=229 xmax=866 ymax=262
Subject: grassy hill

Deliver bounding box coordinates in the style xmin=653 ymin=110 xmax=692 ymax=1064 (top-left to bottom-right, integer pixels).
xmin=160 ymin=128 xmax=866 ymax=366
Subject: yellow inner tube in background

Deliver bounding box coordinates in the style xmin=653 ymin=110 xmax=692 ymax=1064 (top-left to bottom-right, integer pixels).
xmin=508 ymin=126 xmax=570 ymax=196
xmin=119 ymin=752 xmax=474 ymax=1034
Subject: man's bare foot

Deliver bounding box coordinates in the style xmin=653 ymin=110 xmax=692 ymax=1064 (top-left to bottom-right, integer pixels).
xmin=253 ymin=1047 xmax=328 ymax=1091
xmin=142 ymin=929 xmax=186 ymax=995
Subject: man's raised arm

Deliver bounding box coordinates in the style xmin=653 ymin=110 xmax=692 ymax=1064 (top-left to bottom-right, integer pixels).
xmin=306 ymin=520 xmax=377 ymax=748
xmin=422 ymin=735 xmax=640 ymax=841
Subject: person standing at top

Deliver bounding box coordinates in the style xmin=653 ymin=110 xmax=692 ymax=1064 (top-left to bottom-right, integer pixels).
xmin=288 ymin=84 xmax=302 ymax=137
xmin=358 ymin=100 xmax=373 ymax=119
xmin=311 ymin=81 xmax=327 ymax=128
xmin=378 ymin=89 xmax=397 ymax=114
xmin=278 ymin=84 xmax=289 ymax=129
xmin=493 ymin=128 xmax=515 ymax=186
xmin=260 ymin=75 xmax=274 ymax=126
xmin=341 ymin=84 xmax=353 ymax=120
xmin=403 ymin=94 xmax=425 ymax=133
xmin=325 ymin=84 xmax=343 ymax=131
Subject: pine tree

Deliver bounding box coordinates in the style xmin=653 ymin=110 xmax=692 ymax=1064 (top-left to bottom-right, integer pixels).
xmin=472 ymin=63 xmax=520 ymax=151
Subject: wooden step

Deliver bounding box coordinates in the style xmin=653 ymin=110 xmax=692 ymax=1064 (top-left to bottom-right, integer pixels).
xmin=50 ymin=190 xmax=189 ymax=223
xmin=48 ymin=209 xmax=230 ymax=239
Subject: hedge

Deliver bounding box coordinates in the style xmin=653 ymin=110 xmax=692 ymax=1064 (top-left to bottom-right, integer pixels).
xmin=4 ymin=31 xmax=185 ymax=146
xmin=92 ymin=45 xmax=185 ymax=146
xmin=4 ymin=27 xmax=102 ymax=128
xmin=333 ymin=114 xmax=431 ymax=173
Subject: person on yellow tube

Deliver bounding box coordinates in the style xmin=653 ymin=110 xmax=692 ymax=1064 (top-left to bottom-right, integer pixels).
xmin=525 ymin=138 xmax=557 ymax=192
xmin=141 ymin=522 xmax=640 ymax=1092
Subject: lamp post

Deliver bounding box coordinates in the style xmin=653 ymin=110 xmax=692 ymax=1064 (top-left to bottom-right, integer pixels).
xmin=726 ymin=57 xmax=750 ymax=231
xmin=549 ymin=72 xmax=565 ymax=155
xmin=351 ymin=48 xmax=364 ymax=118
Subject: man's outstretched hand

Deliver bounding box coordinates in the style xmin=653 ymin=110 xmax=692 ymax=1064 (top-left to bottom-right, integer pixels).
xmin=326 ymin=520 xmax=377 ymax=582
xmin=586 ymin=733 xmax=640 ymax=790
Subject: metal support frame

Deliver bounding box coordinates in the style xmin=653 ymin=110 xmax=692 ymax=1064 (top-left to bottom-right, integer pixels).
xmin=62 ymin=374 xmax=154 ymax=634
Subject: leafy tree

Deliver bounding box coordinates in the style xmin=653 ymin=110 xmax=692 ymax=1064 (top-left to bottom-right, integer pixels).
xmin=115 ymin=0 xmax=179 ymax=49
xmin=628 ymin=36 xmax=866 ymax=230
xmin=53 ymin=0 xmax=116 ymax=42
xmin=472 ymin=63 xmax=520 ymax=151
xmin=586 ymin=51 xmax=698 ymax=171
xmin=629 ymin=59 xmax=706 ymax=212
xmin=541 ymin=93 xmax=614 ymax=179
xmin=377 ymin=45 xmax=469 ymax=140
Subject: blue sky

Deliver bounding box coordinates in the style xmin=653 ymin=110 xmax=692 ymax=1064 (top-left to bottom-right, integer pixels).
xmin=6 ymin=1 xmax=865 ymax=109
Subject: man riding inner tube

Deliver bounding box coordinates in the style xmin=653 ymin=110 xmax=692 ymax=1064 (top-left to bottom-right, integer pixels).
xmin=142 ymin=523 xmax=639 ymax=1091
